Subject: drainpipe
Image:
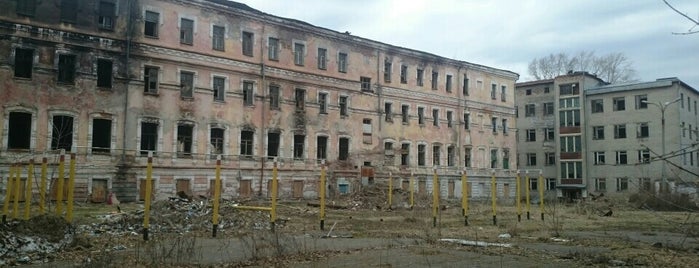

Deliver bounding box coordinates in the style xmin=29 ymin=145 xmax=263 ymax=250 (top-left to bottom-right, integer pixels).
xmin=258 ymin=25 xmax=266 ymax=196
xmin=457 ymin=66 xmax=464 ymax=173
xmin=376 ymin=50 xmax=382 ymax=133
xmin=122 ymin=0 xmax=133 ymax=162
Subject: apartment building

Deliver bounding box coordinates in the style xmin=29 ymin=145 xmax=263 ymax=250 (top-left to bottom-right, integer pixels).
xmin=0 ymin=0 xmax=518 ymax=203
xmin=516 ymin=72 xmax=698 ymax=200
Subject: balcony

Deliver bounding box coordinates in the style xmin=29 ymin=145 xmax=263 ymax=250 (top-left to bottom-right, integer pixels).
xmin=560 ymin=179 xmax=583 ymax=185
xmin=560 ymin=152 xmax=582 ymax=160
xmin=560 ymin=126 xmax=581 ymax=134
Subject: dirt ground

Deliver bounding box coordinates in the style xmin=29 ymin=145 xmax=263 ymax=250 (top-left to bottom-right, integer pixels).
xmin=3 ymin=189 xmax=699 ymax=267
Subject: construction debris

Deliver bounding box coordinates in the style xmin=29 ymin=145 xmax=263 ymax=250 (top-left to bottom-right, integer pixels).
xmin=440 ymin=238 xmax=513 ymax=248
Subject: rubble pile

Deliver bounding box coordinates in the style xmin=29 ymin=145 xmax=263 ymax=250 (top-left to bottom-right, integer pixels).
xmin=0 ymin=214 xmax=72 ymax=266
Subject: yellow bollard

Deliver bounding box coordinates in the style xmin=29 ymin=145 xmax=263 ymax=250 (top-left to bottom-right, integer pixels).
xmin=212 ymin=155 xmax=221 ymax=237
xmin=319 ymin=160 xmax=326 ymax=230
xmin=491 ymin=170 xmax=497 ymax=226
xmin=56 ymin=150 xmax=66 ymax=216
xmin=432 ymin=168 xmax=438 ymax=227
xmin=409 ymin=172 xmax=414 ymax=209
xmin=270 ymin=158 xmax=278 ymax=231
xmin=461 ymin=169 xmax=469 ymax=226
xmin=143 ymin=152 xmax=153 ymax=241
xmin=387 ymin=172 xmax=393 ymax=209
xmin=40 ymin=157 xmax=47 ymax=214
xmin=539 ymin=171 xmax=545 ymax=221
xmin=24 ymin=160 xmax=34 ymax=220
xmin=66 ymin=153 xmax=76 ymax=223
xmin=516 ymin=171 xmax=521 ymax=222
xmin=3 ymin=165 xmax=15 ymax=223
xmin=525 ymin=171 xmax=531 ymax=220
xmin=13 ymin=163 xmax=21 ymax=220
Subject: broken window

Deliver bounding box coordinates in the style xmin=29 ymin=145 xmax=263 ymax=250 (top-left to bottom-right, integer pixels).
xmin=417 ymin=144 xmax=426 ymax=166
xmin=57 ymin=54 xmax=76 ymax=84
xmin=501 ymin=85 xmax=507 ymax=102
xmin=60 ymin=0 xmax=77 ymax=23
xmin=490 ymin=148 xmax=498 ymax=168
xmin=432 ymin=109 xmax=439 ymax=127
xmin=400 ymin=65 xmax=407 ymax=84
xmin=362 ymin=118 xmax=372 ymax=144
xmin=268 ymin=37 xmax=279 ymax=60
xmin=401 ymin=104 xmax=409 ymax=124
xmin=339 ymin=96 xmax=348 ymax=116
xmin=180 ymin=18 xmax=194 ymax=45
xmin=338 ymin=52 xmax=347 ymax=73
xmin=384 ymin=102 xmax=392 ymax=122
xmin=213 ymin=76 xmax=225 ymax=102
xmin=180 ymin=71 xmax=194 ymax=98
xmin=140 ymin=120 xmax=158 ymax=155
xmin=418 ymin=107 xmax=425 ymax=125
xmin=98 ymin=1 xmax=115 ymax=30
xmin=177 ymin=123 xmax=193 ymax=157
xmin=14 ymin=48 xmax=33 ymax=79
xmin=294 ymin=43 xmax=305 ymax=66
xmin=400 ymin=143 xmax=410 ymax=166
xmin=464 ymin=147 xmax=472 ymax=167
xmin=462 ymin=75 xmax=469 ymax=96
xmin=384 ymin=141 xmax=394 ymax=166
xmin=317 ymin=48 xmax=327 ymax=69
xmin=463 ymin=113 xmax=470 ymax=130
xmin=447 ymin=146 xmax=455 ymax=167
xmin=318 ymin=92 xmax=327 ymax=114
xmin=384 ymin=59 xmax=392 ymax=83
xmin=293 ymin=134 xmax=305 ymax=159
xmin=295 ymin=88 xmax=306 ymax=111
xmin=446 ymin=75 xmax=452 ymax=92
xmin=144 ymin=11 xmax=159 ymax=38
xmin=491 ymin=84 xmax=497 ymax=99
xmin=240 ymin=130 xmax=254 ymax=157
xmin=97 ymin=59 xmax=112 ymax=88
xmin=242 ymin=31 xmax=254 ymax=56
xmin=91 ymin=118 xmax=112 ymax=154
xmin=338 ymin=137 xmax=349 ymax=160
xmin=360 ymin=77 xmax=372 ymax=92
xmin=269 ymin=85 xmax=280 ymax=109
xmin=210 ymin=127 xmax=224 ymax=157
xmin=51 ymin=115 xmax=74 ymax=151
xmin=212 ymin=25 xmax=225 ymax=51
xmin=144 ymin=66 xmax=159 ymax=94
xmin=447 ymin=111 xmax=453 ymax=128
xmin=267 ymin=132 xmax=280 ymax=158
xmin=16 ymin=0 xmax=37 ymax=16
xmin=431 ymin=71 xmax=438 ymax=90
xmin=416 ymin=69 xmax=424 ymax=86
xmin=317 ymin=136 xmax=328 ymax=161
xmin=433 ymin=145 xmax=441 ymax=166
xmin=243 ymin=81 xmax=254 ymax=106
xmin=8 ymin=112 xmax=32 ymax=150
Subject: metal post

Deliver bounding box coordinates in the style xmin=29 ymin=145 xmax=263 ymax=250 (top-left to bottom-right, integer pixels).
xmin=24 ymin=160 xmax=34 ymax=220
xmin=66 ymin=153 xmax=76 ymax=223
xmin=525 ymin=171 xmax=530 ymax=220
xmin=212 ymin=155 xmax=221 ymax=237
xmin=387 ymin=172 xmax=392 ymax=209
xmin=539 ymin=171 xmax=545 ymax=221
xmin=432 ymin=168 xmax=438 ymax=227
xmin=319 ymin=160 xmax=326 ymax=230
xmin=143 ymin=152 xmax=153 ymax=241
xmin=491 ymin=170 xmax=496 ymax=226
xmin=2 ymin=165 xmax=14 ymax=223
xmin=40 ymin=157 xmax=47 ymax=214
xmin=409 ymin=172 xmax=414 ymax=209
xmin=56 ymin=150 xmax=66 ymax=216
xmin=12 ymin=163 xmax=20 ymax=220
xmin=516 ymin=170 xmax=521 ymax=222
xmin=461 ymin=169 xmax=468 ymax=226
xmin=270 ymin=158 xmax=278 ymax=232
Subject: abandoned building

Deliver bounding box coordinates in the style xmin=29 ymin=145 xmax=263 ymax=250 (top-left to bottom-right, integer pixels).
xmin=516 ymin=73 xmax=699 ymax=201
xmin=0 ymin=0 xmax=519 ymax=204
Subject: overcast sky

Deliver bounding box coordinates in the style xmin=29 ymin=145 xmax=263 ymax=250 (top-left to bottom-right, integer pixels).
xmin=233 ymin=0 xmax=698 ymax=89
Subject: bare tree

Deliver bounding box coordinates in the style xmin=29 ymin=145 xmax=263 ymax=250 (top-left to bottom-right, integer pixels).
xmin=663 ymin=0 xmax=699 ymax=35
xmin=528 ymin=51 xmax=637 ymax=84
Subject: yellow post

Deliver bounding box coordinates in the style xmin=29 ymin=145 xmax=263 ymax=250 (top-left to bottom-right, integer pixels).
xmin=66 ymin=153 xmax=76 ymax=223
xmin=387 ymin=172 xmax=393 ymax=209
xmin=461 ymin=169 xmax=469 ymax=226
xmin=409 ymin=172 xmax=414 ymax=209
xmin=539 ymin=171 xmax=545 ymax=221
xmin=271 ymin=158 xmax=278 ymax=231
xmin=525 ymin=171 xmax=531 ymax=220
xmin=56 ymin=150 xmax=66 ymax=216
xmin=319 ymin=160 xmax=326 ymax=230
xmin=516 ymin=171 xmax=521 ymax=222
xmin=491 ymin=170 xmax=497 ymax=226
xmin=24 ymin=160 xmax=34 ymax=220
xmin=2 ymin=165 xmax=14 ymax=223
xmin=432 ymin=168 xmax=438 ymax=227
xmin=40 ymin=157 xmax=47 ymax=214
xmin=143 ymin=152 xmax=153 ymax=241
xmin=13 ymin=163 xmax=21 ymax=220
xmin=212 ymin=155 xmax=221 ymax=237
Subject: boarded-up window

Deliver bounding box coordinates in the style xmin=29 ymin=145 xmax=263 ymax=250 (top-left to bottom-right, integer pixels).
xmin=176 ymin=179 xmax=191 ymax=196
xmin=448 ymin=180 xmax=455 ymax=198
xmin=139 ymin=179 xmax=155 ymax=201
xmin=292 ymin=180 xmax=303 ymax=199
xmin=418 ymin=179 xmax=426 ymax=195
xmin=239 ymin=180 xmax=252 ymax=197
xmin=91 ymin=179 xmax=108 ymax=203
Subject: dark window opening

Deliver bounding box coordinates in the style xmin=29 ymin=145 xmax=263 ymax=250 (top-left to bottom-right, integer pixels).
xmin=418 ymin=107 xmax=425 ymax=125
xmin=60 ymin=0 xmax=77 ymax=23
xmin=319 ymin=92 xmax=328 ymax=114
xmin=401 ymin=104 xmax=409 ymax=124
xmin=462 ymin=75 xmax=469 ymax=96
xmin=177 ymin=124 xmax=193 ymax=157
xmin=242 ymin=31 xmax=254 ymax=57
xmin=384 ymin=59 xmax=392 ymax=82
xmin=464 ymin=148 xmax=471 ymax=167
xmin=317 ymin=136 xmax=328 ymax=161
xmin=213 ymin=76 xmax=225 ymax=101
xmin=418 ymin=144 xmax=426 ymax=166
xmin=295 ymin=88 xmax=305 ymax=110
xmin=51 ymin=115 xmax=74 ymax=151
xmin=140 ymin=121 xmax=158 ymax=155
xmin=16 ymin=0 xmax=37 ymax=16
xmin=269 ymin=85 xmax=280 ymax=109
xmin=384 ymin=102 xmax=392 ymax=122
xmin=267 ymin=132 xmax=280 ymax=158
xmin=210 ymin=128 xmax=224 ymax=157
xmin=57 ymin=54 xmax=76 ymax=84
xmin=433 ymin=145 xmax=441 ymax=166
xmin=401 ymin=143 xmax=410 ymax=166
xmin=240 ymin=130 xmax=254 ymax=156
xmin=400 ymin=65 xmax=407 ymax=84
xmin=447 ymin=146 xmax=455 ymax=166
xmin=98 ymin=1 xmax=115 ymax=30
xmin=212 ymin=25 xmax=225 ymax=51
xmin=446 ymin=74 xmax=452 ymax=92
xmin=91 ymin=118 xmax=112 ymax=153
xmin=243 ymin=81 xmax=254 ymax=106
xmin=431 ymin=71 xmax=438 ymax=90
xmin=416 ymin=69 xmax=424 ymax=86
xmin=14 ymin=48 xmax=33 ymax=79
xmin=180 ymin=71 xmax=194 ymax=98
xmin=339 ymin=96 xmax=348 ymax=116
xmin=180 ymin=18 xmax=194 ymax=45
xmin=293 ymin=134 xmax=305 ymax=159
xmin=338 ymin=137 xmax=349 ymax=160
xmin=360 ymin=77 xmax=372 ymax=92
xmin=8 ymin=112 xmax=31 ymax=150
xmin=144 ymin=11 xmax=159 ymax=37
xmin=97 ymin=59 xmax=112 ymax=88
xmin=144 ymin=66 xmax=158 ymax=93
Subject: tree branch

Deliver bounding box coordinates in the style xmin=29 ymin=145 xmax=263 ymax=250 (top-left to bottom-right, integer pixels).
xmin=663 ymin=0 xmax=699 ymax=35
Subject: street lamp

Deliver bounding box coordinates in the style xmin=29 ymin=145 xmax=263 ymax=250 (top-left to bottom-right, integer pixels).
xmin=642 ymin=97 xmax=681 ymax=192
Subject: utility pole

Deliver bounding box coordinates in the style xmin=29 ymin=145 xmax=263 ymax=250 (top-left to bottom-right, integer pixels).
xmin=643 ymin=97 xmax=681 ymax=193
